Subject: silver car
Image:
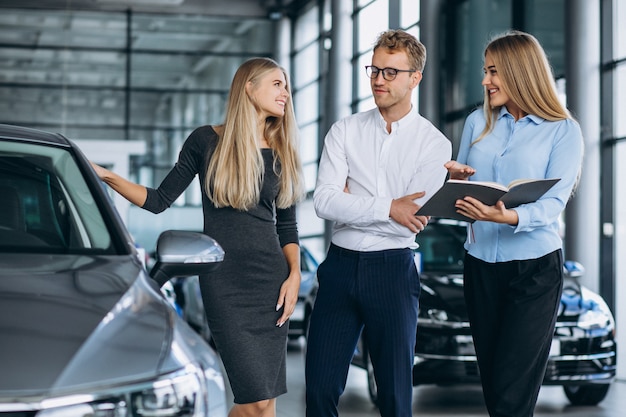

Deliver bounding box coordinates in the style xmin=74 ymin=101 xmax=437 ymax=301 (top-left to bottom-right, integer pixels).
xmin=0 ymin=124 xmax=228 ymax=417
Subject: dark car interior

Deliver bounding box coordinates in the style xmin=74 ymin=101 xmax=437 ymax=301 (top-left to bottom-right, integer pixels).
xmin=416 ymin=221 xmax=466 ymax=273
xmin=0 ymin=156 xmax=71 ymax=249
xmin=0 ymin=154 xmax=114 ymax=254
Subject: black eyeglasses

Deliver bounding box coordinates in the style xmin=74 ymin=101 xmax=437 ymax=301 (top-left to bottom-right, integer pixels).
xmin=365 ymin=65 xmax=416 ymax=81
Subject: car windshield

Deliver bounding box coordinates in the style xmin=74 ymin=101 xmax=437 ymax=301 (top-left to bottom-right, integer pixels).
xmin=0 ymin=140 xmax=114 ymax=254
xmin=415 ymin=220 xmax=467 ymax=273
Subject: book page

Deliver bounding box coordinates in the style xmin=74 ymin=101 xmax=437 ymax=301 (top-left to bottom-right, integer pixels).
xmin=507 ymin=178 xmax=538 ymax=188
xmin=447 ymin=179 xmax=509 ymax=192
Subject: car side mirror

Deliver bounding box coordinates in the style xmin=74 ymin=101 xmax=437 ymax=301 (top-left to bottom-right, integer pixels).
xmin=150 ymin=230 xmax=224 ymax=287
xmin=563 ymin=260 xmax=585 ymax=278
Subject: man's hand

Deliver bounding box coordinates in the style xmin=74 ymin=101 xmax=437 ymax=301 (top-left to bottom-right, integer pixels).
xmin=390 ymin=191 xmax=429 ymax=233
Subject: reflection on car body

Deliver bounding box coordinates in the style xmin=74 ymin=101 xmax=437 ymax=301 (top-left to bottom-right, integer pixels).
xmin=351 ymin=218 xmax=616 ymax=407
xmin=0 ymin=124 xmax=228 ymax=417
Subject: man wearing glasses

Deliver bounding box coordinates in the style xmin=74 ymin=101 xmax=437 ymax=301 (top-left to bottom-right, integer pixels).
xmin=306 ymin=29 xmax=451 ymax=417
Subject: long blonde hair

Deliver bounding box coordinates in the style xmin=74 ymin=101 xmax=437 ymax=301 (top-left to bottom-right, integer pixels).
xmin=476 ymin=30 xmax=570 ymax=143
xmin=206 ymin=57 xmax=304 ymax=210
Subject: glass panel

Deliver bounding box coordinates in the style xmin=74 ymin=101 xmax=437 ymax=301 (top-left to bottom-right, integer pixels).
xmin=357 ymin=0 xmax=389 ymax=53
xmin=132 ymin=14 xmax=273 ymax=54
xmin=406 ymin=26 xmax=419 ymax=41
xmin=615 ymin=0 xmax=626 ymax=58
xmin=0 ymin=8 xmax=273 ymax=160
xmin=0 ymin=9 xmax=126 ymax=49
xmin=294 ymin=6 xmax=319 ymax=49
xmin=294 ymin=83 xmax=319 ymax=126
xmin=616 ymin=65 xmax=626 ymax=137
xmin=293 ymin=44 xmax=320 ymax=89
xmin=357 ymin=96 xmax=376 ymax=113
xmin=297 ymin=199 xmax=326 ymax=258
xmin=130 ymin=54 xmax=246 ymax=90
xmin=446 ymin=0 xmax=512 ymax=115
xmin=357 ymin=53 xmax=372 ymax=102
xmin=0 ymin=47 xmax=126 ymax=88
xmin=0 ymin=140 xmax=113 ymax=253
xmin=0 ymin=86 xmax=126 ymax=137
xmin=525 ymin=0 xmax=565 ymax=77
xmin=401 ymin=0 xmax=420 ymax=28
xmin=303 ymin=162 xmax=318 ymax=194
xmin=299 ymin=123 xmax=319 ymax=166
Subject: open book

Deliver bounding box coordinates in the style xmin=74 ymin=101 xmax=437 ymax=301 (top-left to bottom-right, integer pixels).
xmin=416 ymin=178 xmax=561 ymax=222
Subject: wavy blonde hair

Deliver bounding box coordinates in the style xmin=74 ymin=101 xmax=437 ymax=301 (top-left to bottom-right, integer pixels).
xmin=206 ymin=57 xmax=304 ymax=210
xmin=476 ymin=30 xmax=570 ymax=143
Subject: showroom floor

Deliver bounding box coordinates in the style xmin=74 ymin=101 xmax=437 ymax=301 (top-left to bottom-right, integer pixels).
xmin=222 ymin=341 xmax=624 ymax=417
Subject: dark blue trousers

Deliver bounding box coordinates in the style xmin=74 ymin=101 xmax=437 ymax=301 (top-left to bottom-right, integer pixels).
xmin=464 ymin=249 xmax=563 ymax=417
xmin=305 ymin=244 xmax=420 ymax=417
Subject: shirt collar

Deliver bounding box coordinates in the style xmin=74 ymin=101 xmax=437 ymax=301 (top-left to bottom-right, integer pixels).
xmin=375 ymin=105 xmax=419 ymax=132
xmin=497 ymin=106 xmax=545 ymax=125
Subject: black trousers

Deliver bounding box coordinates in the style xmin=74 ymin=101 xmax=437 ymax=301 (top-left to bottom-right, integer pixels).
xmin=305 ymin=244 xmax=420 ymax=417
xmin=464 ymin=249 xmax=563 ymax=417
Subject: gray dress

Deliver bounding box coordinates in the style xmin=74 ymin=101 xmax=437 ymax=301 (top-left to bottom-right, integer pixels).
xmin=143 ymin=126 xmax=298 ymax=404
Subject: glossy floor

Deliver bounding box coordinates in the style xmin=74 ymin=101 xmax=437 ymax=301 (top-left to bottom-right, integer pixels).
xmin=251 ymin=341 xmax=624 ymax=417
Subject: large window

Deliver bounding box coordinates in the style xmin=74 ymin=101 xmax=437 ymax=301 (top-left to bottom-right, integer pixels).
xmin=355 ymin=0 xmax=389 ymax=112
xmin=292 ymin=3 xmax=326 ymax=259
xmin=0 ymin=8 xmax=274 ymax=189
xmin=354 ymin=0 xmax=421 ymax=112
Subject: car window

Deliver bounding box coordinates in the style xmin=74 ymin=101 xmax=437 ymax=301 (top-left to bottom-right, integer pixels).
xmin=0 ymin=140 xmax=113 ymax=253
xmin=300 ymin=246 xmax=319 ymax=272
xmin=415 ymin=221 xmax=467 ymax=273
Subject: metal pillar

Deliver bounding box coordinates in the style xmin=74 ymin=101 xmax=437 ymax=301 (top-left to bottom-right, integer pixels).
xmin=564 ymin=0 xmax=602 ymax=295
xmin=419 ymin=0 xmax=444 ymax=127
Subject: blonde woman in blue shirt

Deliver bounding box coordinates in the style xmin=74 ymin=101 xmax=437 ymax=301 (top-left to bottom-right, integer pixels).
xmin=445 ymin=31 xmax=584 ymax=417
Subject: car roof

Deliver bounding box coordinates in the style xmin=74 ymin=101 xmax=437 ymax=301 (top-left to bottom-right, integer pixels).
xmin=0 ymin=124 xmax=71 ymax=147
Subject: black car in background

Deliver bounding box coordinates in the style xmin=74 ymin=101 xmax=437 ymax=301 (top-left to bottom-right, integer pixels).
xmin=352 ymin=218 xmax=616 ymax=407
xmin=0 ymin=124 xmax=228 ymax=417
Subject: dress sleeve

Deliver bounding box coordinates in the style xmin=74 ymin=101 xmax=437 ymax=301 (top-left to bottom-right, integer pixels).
xmin=276 ymin=204 xmax=299 ymax=247
xmin=142 ymin=127 xmax=211 ymax=214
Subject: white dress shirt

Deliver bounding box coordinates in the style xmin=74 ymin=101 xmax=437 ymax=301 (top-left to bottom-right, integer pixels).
xmin=314 ymin=107 xmax=451 ymax=251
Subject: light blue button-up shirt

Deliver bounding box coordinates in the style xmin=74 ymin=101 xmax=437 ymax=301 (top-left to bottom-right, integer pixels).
xmin=457 ymin=107 xmax=584 ymax=263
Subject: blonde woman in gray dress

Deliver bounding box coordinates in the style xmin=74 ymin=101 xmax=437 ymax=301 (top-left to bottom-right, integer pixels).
xmin=92 ymin=57 xmax=305 ymax=417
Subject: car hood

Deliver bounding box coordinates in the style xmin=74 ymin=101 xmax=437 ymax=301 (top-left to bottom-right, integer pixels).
xmin=420 ymin=272 xmax=587 ymax=323
xmin=0 ymin=253 xmax=174 ymax=399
